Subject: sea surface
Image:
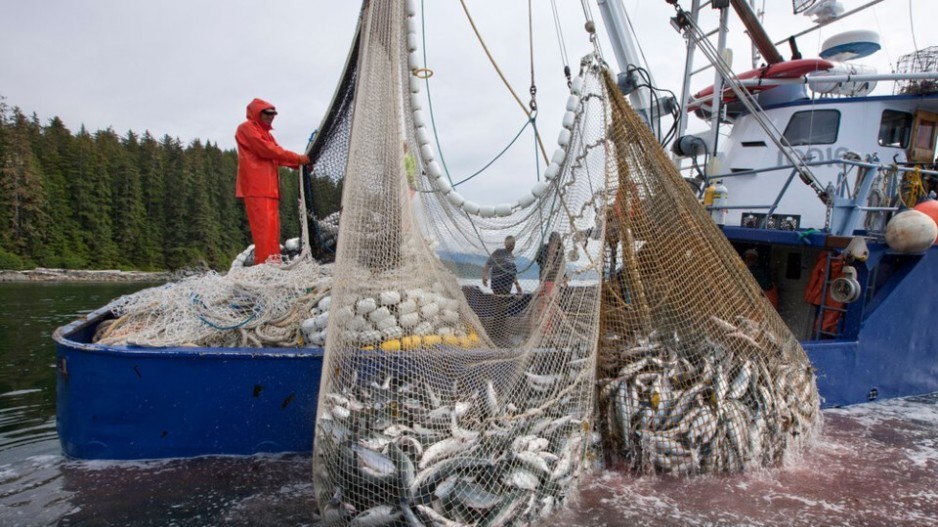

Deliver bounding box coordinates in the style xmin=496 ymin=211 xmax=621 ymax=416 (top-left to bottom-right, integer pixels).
xmin=0 ymin=281 xmax=936 ymax=526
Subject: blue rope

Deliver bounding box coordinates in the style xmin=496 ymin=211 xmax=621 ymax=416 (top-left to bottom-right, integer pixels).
xmin=453 ymin=118 xmax=534 ymax=187
xmin=191 ymin=294 xmax=259 ymax=330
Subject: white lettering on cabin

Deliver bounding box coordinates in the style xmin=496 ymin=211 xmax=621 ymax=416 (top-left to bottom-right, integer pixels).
xmin=776 ymin=146 xmax=851 ymax=167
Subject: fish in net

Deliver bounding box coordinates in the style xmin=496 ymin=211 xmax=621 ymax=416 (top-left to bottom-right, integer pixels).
xmin=311 ymin=0 xmax=820 ymax=524
xmin=595 ymin=68 xmax=820 ymax=476
xmin=312 ymin=1 xmax=605 ymax=525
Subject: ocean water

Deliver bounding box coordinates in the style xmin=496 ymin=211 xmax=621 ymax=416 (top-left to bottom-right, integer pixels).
xmin=0 ymin=282 xmax=936 ymax=526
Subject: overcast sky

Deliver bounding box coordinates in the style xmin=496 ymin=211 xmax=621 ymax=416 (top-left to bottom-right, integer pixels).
xmin=1 ymin=0 xmax=934 ymax=202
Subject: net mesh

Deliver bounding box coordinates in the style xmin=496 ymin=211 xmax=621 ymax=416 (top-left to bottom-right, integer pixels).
xmin=312 ymin=1 xmax=604 ymax=524
xmin=94 ymin=259 xmax=331 ymax=348
xmin=312 ymin=0 xmax=818 ymax=525
xmin=596 ymin=70 xmax=820 ymax=475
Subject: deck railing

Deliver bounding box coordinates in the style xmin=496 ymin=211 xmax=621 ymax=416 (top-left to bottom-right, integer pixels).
xmin=697 ymin=156 xmax=938 ymax=236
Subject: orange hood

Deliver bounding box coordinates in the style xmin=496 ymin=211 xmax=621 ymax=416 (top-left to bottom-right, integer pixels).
xmin=246 ymin=98 xmax=275 ymax=130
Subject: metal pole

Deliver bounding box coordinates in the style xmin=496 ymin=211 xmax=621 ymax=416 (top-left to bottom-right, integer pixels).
xmin=674 ymin=0 xmax=703 ymax=161
xmin=774 ymin=0 xmax=888 ymax=46
xmin=595 ymin=0 xmax=653 ymax=127
xmin=729 ymin=0 xmax=782 ymax=64
xmin=707 ymin=5 xmax=730 ymax=165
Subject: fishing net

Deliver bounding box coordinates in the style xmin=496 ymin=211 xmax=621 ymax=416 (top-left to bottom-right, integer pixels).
xmin=595 ymin=70 xmax=820 ymax=475
xmin=94 ymin=258 xmax=332 ymax=348
xmin=311 ymin=0 xmax=605 ymax=524
xmin=311 ymin=0 xmax=820 ymax=524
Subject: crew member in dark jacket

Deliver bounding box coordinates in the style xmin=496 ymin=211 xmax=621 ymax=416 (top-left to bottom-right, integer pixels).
xmin=482 ymin=236 xmax=522 ymax=344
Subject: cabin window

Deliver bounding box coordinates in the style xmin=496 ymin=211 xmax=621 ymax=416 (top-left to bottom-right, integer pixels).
xmin=878 ymin=110 xmax=913 ymax=148
xmin=783 ymin=110 xmax=840 ymax=145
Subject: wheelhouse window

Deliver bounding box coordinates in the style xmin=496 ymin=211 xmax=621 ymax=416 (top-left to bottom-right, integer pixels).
xmin=783 ymin=110 xmax=840 ymax=145
xmin=878 ymin=110 xmax=913 ymax=148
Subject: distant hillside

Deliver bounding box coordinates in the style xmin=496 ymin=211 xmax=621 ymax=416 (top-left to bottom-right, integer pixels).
xmin=438 ymin=250 xmax=539 ymax=279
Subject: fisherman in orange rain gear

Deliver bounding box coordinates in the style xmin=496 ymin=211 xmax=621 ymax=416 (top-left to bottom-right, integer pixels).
xmin=235 ymin=98 xmax=310 ymax=265
xmin=804 ymin=251 xmax=845 ymax=335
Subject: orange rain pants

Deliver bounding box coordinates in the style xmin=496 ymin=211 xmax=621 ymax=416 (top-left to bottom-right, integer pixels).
xmin=245 ymin=197 xmax=281 ymax=265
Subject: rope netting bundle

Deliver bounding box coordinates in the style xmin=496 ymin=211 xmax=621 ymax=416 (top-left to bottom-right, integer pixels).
xmin=94 ymin=259 xmax=332 ymax=348
xmin=595 ymin=70 xmax=820 ymax=475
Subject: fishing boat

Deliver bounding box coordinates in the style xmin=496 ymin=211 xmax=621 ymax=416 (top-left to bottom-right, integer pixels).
xmin=649 ymin=0 xmax=938 ymax=408
xmin=54 ymin=0 xmax=938 ymax=462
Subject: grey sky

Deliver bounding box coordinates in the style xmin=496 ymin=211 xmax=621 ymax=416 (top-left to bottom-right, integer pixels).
xmin=1 ymin=1 xmax=933 ymax=203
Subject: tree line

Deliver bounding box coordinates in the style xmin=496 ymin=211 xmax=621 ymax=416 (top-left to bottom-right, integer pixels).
xmin=0 ymin=99 xmax=342 ymax=271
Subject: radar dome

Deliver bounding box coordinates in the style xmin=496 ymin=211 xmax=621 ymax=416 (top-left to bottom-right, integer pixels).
xmin=820 ymin=30 xmax=881 ymax=61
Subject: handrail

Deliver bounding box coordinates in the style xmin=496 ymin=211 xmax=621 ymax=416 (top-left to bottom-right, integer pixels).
xmin=706 ymin=158 xmax=938 ymax=179
xmin=701 ymin=157 xmax=938 ymax=235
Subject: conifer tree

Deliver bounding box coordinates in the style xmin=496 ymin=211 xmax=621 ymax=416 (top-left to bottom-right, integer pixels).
xmin=36 ymin=117 xmax=84 ymax=266
xmin=137 ymin=131 xmax=167 ymax=269
xmin=0 ymin=99 xmax=344 ymax=271
xmin=71 ymin=128 xmax=118 ymax=267
xmin=0 ymin=109 xmax=49 ymax=264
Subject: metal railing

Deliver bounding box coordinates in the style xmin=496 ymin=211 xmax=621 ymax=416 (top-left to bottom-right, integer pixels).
xmin=698 ymin=156 xmax=938 ymax=236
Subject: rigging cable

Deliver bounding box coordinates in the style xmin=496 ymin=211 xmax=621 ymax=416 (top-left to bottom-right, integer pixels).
xmin=579 ymin=0 xmax=603 ymax=58
xmin=908 ymin=0 xmax=919 ymax=54
xmin=549 ymin=0 xmax=572 ymax=85
xmin=452 ymin=118 xmax=536 ymax=187
xmin=420 ymin=0 xmax=454 ymax=184
xmin=528 ymin=0 xmax=537 ymax=113
xmin=458 ymin=0 xmax=548 ymax=162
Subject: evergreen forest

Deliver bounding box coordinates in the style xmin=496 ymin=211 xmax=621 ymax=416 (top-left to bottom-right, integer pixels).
xmin=0 ymin=99 xmax=342 ymax=271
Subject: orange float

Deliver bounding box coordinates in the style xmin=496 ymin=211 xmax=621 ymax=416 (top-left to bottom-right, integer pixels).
xmin=913 ymin=200 xmax=938 ymax=244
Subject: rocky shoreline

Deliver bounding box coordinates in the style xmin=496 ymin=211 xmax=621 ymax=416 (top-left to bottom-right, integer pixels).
xmin=0 ymin=267 xmax=172 ymax=282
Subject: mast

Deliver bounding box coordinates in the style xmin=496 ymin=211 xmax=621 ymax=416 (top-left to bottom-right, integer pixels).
xmin=729 ymin=0 xmax=782 ymax=64
xmin=595 ymin=0 xmax=658 ymax=137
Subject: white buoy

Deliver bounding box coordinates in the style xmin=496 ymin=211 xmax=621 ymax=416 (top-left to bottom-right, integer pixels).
xmin=544 ymin=163 xmax=561 ymax=181
xmin=447 ymin=192 xmax=466 ymax=207
xmin=562 ymin=111 xmax=576 ymax=130
xmin=557 ymin=129 xmax=572 ymax=148
xmin=885 ymin=210 xmax=938 ymax=253
xmin=495 ymin=203 xmax=514 ymax=217
xmin=462 ymin=201 xmax=481 ymax=215
xmin=531 ymin=181 xmax=550 ymax=198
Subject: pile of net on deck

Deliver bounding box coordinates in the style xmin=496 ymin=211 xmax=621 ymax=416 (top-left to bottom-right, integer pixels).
xmin=311 ymin=1 xmax=819 ymax=526
xmin=94 ymin=258 xmax=332 ymax=348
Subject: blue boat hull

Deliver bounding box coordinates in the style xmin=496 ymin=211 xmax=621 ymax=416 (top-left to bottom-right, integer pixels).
xmin=55 ymin=241 xmax=938 ymax=458
xmin=723 ymin=227 xmax=938 ymax=407
xmin=804 ymin=247 xmax=938 ymax=406
xmin=54 ymin=308 xmax=324 ymax=460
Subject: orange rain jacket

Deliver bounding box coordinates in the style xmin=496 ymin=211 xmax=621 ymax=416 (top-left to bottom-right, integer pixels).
xmin=804 ymin=251 xmax=845 ymax=334
xmin=235 ymin=98 xmax=306 ymax=199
